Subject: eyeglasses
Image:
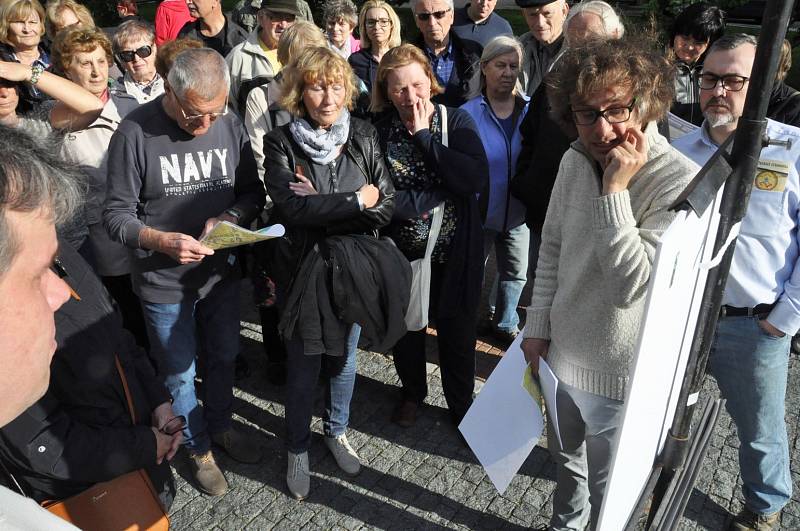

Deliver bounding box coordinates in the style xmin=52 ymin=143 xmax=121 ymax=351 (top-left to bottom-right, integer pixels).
xmin=699 ymin=73 xmax=749 ymax=92
xmin=159 ymin=416 xmax=186 ymax=436
xmin=571 ymin=98 xmax=637 ymax=126
xmin=415 ymin=9 xmax=450 ymax=21
xmin=366 ymin=17 xmax=391 ymax=28
xmin=174 ymin=92 xmax=229 ymax=124
xmin=116 ymin=45 xmax=153 ymax=63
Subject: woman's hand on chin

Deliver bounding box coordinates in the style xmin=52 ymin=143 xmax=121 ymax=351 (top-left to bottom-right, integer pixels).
xmin=404 ymin=98 xmax=433 ymax=135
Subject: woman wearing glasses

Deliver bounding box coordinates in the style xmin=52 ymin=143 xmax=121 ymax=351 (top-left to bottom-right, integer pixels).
xmin=520 ymin=37 xmax=696 ymax=529
xmin=112 ymin=19 xmax=163 ymax=104
xmin=348 ymin=0 xmax=401 ymax=93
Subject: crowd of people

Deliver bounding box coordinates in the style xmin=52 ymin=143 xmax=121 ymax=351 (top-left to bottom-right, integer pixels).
xmin=0 ymin=0 xmax=798 ymax=529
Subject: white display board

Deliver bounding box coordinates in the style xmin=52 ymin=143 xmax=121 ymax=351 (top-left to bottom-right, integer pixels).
xmin=597 ymin=187 xmax=724 ymax=531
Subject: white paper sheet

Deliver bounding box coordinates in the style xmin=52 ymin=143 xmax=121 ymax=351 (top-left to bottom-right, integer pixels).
xmin=459 ymin=335 xmax=544 ymax=494
xmin=538 ymin=359 xmax=562 ymax=451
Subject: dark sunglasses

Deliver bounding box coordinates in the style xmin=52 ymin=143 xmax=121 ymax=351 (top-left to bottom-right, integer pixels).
xmin=116 ymin=45 xmax=153 ymax=63
xmin=415 ymin=9 xmax=450 ymax=21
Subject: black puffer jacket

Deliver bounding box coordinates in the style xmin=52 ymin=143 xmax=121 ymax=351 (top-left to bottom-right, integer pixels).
xmin=262 ymin=117 xmax=396 ymax=298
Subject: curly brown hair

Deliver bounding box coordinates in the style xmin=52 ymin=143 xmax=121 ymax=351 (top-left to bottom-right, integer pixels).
xmin=50 ymin=26 xmax=112 ymax=74
xmin=547 ymin=36 xmax=675 ymax=137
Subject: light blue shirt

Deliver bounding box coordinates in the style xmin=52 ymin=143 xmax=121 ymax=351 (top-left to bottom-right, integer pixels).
xmin=673 ymin=119 xmax=800 ymax=335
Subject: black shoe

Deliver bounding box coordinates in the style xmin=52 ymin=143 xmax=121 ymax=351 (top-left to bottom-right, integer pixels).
xmin=391 ymin=400 xmax=419 ymax=428
xmin=477 ymin=313 xmax=494 ymax=337
xmin=492 ymin=327 xmax=520 ymax=346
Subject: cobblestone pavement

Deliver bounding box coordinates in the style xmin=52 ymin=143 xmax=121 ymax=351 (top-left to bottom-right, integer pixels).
xmin=166 ymin=283 xmax=800 ymax=530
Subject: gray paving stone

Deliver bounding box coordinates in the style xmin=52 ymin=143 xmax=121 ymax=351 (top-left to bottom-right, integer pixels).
xmin=161 ymin=280 xmax=800 ymax=530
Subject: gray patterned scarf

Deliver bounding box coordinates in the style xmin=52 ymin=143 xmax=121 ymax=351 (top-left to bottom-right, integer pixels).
xmin=288 ymin=108 xmax=350 ymax=164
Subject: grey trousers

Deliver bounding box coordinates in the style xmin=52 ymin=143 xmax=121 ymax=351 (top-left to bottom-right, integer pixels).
xmin=548 ymin=383 xmax=625 ymax=531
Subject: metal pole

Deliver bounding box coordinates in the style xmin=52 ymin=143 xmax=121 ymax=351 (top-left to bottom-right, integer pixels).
xmin=647 ymin=0 xmax=796 ymax=524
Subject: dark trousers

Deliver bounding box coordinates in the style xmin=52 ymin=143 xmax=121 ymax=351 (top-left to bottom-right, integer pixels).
xmin=392 ymin=263 xmax=477 ymax=423
xmin=101 ymin=274 xmax=149 ymax=351
xmin=260 ymin=305 xmax=287 ymax=364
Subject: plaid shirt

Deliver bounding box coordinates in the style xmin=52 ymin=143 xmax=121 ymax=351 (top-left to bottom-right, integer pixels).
xmin=424 ymin=39 xmax=454 ymax=87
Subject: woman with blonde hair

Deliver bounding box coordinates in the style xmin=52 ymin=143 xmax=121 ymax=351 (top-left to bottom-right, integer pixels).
xmin=0 ymin=0 xmax=49 ymax=111
xmin=244 ymin=20 xmax=327 ymax=386
xmin=347 ymin=0 xmax=400 ymax=92
xmin=44 ymin=0 xmax=94 ymax=40
xmin=262 ymin=46 xmax=395 ymax=500
xmin=372 ymin=44 xmax=488 ymax=429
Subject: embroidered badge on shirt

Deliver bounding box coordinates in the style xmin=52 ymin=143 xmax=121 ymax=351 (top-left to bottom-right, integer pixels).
xmin=754 ymin=159 xmax=790 ymax=192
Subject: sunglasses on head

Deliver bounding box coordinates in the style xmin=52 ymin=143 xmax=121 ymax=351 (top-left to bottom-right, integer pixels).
xmin=116 ymin=45 xmax=153 ymax=63
xmin=415 ymin=9 xmax=450 ymax=21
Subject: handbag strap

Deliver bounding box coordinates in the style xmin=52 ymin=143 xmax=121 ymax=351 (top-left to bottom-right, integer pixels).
xmin=421 ymin=104 xmax=449 ymax=259
xmin=114 ymin=356 xmax=137 ymax=426
xmin=440 ymin=104 xmax=448 ymax=147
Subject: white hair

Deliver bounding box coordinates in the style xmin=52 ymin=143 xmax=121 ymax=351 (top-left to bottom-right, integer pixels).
xmin=467 ymin=35 xmax=523 ymax=99
xmin=410 ymin=0 xmax=454 ymax=12
xmin=565 ymin=1 xmax=624 ymax=40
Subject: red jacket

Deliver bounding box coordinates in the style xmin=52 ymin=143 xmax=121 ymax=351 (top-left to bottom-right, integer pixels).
xmin=154 ymin=0 xmax=195 ymax=45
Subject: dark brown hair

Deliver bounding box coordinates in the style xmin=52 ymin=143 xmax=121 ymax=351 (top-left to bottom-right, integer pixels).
xmin=547 ymin=35 xmax=675 ymax=136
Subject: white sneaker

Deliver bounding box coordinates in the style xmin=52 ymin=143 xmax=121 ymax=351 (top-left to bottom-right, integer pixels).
xmin=325 ymin=434 xmax=361 ymax=476
xmin=286 ymin=451 xmax=310 ymax=500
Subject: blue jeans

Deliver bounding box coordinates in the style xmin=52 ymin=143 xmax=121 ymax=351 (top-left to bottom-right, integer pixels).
xmin=710 ymin=315 xmax=792 ymax=515
xmin=483 ymin=224 xmax=529 ymax=332
xmin=285 ymin=324 xmax=360 ymax=453
xmin=141 ymin=278 xmax=241 ymax=454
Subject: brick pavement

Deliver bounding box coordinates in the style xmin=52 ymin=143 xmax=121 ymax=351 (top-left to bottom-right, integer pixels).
xmin=166 ymin=283 xmax=800 ymax=530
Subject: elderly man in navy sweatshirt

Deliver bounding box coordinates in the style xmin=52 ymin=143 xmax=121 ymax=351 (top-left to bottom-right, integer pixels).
xmin=104 ymin=47 xmax=265 ymax=497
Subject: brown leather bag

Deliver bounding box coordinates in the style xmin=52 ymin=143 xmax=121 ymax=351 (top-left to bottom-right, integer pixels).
xmin=43 ymin=356 xmax=170 ymax=531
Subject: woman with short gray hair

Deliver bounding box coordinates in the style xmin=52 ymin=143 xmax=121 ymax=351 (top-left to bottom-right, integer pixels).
xmin=113 ymin=20 xmax=163 ymax=104
xmin=461 ymin=35 xmax=529 ymax=344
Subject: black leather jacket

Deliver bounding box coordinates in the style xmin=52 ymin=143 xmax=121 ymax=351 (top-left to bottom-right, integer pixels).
xmin=262 ymin=116 xmax=396 ymax=294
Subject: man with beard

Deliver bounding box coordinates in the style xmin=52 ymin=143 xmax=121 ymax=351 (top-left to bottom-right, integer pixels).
xmin=674 ymin=34 xmax=800 ymax=531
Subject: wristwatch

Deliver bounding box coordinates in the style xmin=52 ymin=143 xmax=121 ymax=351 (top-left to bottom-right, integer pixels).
xmin=224 ymin=207 xmax=243 ymax=221
xmin=29 ymin=64 xmax=44 ymax=85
